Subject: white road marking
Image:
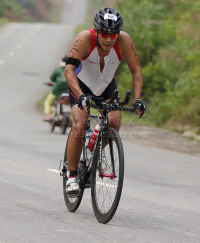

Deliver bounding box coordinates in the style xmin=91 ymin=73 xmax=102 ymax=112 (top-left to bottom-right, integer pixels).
xmin=17 ymin=43 xmax=22 ymax=49
xmin=0 ymin=60 xmax=5 ymax=65
xmin=96 ymin=181 xmax=117 ymax=188
xmin=47 ymin=169 xmax=117 ymax=188
xmin=9 ymin=52 xmax=14 ymax=57
xmin=48 ymin=168 xmax=60 ymax=173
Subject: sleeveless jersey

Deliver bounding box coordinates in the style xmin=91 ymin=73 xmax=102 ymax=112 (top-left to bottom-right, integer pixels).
xmin=77 ymin=29 xmax=122 ymax=96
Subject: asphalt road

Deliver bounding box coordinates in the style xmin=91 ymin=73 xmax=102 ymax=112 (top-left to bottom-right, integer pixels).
xmin=0 ymin=1 xmax=200 ymax=242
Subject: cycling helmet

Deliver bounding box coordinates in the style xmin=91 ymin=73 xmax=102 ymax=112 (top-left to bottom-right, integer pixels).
xmin=60 ymin=54 xmax=68 ymax=67
xmin=94 ymin=7 xmax=123 ymax=33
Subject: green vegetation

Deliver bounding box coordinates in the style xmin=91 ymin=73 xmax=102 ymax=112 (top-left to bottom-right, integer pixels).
xmin=115 ymin=0 xmax=200 ymax=130
xmin=0 ymin=0 xmax=60 ymax=24
xmin=0 ymin=0 xmax=23 ymax=20
xmin=0 ymin=17 xmax=10 ymax=27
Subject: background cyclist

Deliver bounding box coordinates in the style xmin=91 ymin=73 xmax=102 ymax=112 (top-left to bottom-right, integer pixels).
xmin=43 ymin=54 xmax=69 ymax=122
xmin=64 ymin=7 xmax=143 ymax=195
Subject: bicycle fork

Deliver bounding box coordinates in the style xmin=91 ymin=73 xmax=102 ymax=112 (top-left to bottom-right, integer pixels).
xmin=98 ymin=130 xmax=117 ymax=179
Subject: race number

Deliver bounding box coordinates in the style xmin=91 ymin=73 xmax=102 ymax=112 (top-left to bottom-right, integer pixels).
xmin=104 ymin=13 xmax=117 ymax=21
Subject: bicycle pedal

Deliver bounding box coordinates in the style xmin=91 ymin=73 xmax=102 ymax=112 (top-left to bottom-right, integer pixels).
xmin=66 ymin=189 xmax=80 ymax=198
xmin=67 ymin=193 xmax=78 ymax=198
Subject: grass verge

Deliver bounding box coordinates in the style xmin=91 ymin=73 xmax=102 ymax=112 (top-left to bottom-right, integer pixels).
xmin=0 ymin=18 xmax=10 ymax=28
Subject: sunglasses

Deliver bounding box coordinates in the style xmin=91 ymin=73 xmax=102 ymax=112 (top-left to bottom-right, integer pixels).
xmin=98 ymin=32 xmax=119 ymax=39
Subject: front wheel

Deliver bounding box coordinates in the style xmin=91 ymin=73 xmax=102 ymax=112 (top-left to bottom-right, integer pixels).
xmin=91 ymin=127 xmax=124 ymax=224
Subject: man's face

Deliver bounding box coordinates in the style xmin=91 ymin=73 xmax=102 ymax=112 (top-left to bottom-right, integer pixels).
xmin=96 ymin=30 xmax=119 ymax=51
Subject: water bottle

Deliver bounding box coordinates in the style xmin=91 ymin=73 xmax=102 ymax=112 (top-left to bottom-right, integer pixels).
xmin=88 ymin=124 xmax=100 ymax=151
xmin=85 ymin=129 xmax=93 ymax=161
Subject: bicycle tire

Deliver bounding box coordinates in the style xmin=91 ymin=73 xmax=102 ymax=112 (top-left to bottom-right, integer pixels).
xmin=91 ymin=127 xmax=124 ymax=224
xmin=62 ymin=129 xmax=84 ymax=212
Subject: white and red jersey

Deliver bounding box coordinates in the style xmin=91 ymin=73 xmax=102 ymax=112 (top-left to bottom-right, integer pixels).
xmin=77 ymin=29 xmax=122 ymax=96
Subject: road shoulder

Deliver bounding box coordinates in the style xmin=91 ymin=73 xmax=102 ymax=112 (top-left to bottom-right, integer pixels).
xmin=120 ymin=124 xmax=200 ymax=156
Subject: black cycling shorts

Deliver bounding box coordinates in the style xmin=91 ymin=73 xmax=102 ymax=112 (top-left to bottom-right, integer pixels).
xmin=69 ymin=77 xmax=117 ymax=107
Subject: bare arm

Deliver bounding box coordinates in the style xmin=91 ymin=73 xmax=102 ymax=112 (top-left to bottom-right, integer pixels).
xmin=119 ymin=32 xmax=143 ymax=100
xmin=64 ymin=30 xmax=91 ymax=98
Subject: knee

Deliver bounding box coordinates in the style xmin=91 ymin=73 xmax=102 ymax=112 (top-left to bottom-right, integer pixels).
xmin=72 ymin=120 xmax=87 ymax=137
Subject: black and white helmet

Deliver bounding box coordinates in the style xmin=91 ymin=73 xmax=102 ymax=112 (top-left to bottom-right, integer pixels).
xmin=94 ymin=7 xmax=123 ymax=33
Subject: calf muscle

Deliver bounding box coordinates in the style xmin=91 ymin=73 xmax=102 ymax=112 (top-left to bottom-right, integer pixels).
xmin=67 ymin=105 xmax=88 ymax=171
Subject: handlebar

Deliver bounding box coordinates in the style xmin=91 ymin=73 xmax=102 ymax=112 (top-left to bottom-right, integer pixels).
xmin=107 ymin=89 xmax=119 ymax=104
xmin=90 ymin=102 xmax=145 ymax=112
xmin=89 ymin=89 xmax=146 ymax=118
xmin=43 ymin=82 xmax=54 ymax=87
xmin=123 ymin=90 xmax=132 ymax=106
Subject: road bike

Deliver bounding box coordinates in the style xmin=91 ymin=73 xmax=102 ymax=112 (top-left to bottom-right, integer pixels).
xmin=60 ymin=89 xmax=146 ymax=223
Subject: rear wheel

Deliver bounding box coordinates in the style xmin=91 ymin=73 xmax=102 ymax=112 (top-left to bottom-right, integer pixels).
xmin=91 ymin=128 xmax=124 ymax=223
xmin=62 ymin=130 xmax=85 ymax=212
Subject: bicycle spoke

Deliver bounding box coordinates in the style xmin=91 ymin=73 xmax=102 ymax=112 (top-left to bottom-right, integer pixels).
xmin=91 ymin=127 xmax=124 ymax=223
xmin=93 ymin=138 xmax=120 ymax=213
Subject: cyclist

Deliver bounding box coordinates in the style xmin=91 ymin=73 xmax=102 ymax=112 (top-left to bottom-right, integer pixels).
xmin=43 ymin=54 xmax=69 ymax=122
xmin=64 ymin=7 xmax=143 ymax=195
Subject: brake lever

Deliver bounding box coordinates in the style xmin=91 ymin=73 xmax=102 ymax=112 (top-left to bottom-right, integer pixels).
xmin=117 ymin=90 xmax=132 ymax=106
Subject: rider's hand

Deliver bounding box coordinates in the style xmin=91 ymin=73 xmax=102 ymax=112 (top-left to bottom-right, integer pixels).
xmin=133 ymin=99 xmax=146 ymax=117
xmin=47 ymin=82 xmax=54 ymax=87
xmin=78 ymin=94 xmax=92 ymax=112
xmin=134 ymin=102 xmax=143 ymax=115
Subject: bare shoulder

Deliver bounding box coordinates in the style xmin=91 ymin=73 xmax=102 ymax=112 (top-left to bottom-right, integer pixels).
xmin=117 ymin=31 xmax=133 ymax=58
xmin=119 ymin=31 xmax=131 ymax=38
xmin=75 ymin=29 xmax=91 ymax=40
xmin=118 ymin=31 xmax=132 ymax=48
xmin=69 ymin=30 xmax=92 ymax=58
xmin=118 ymin=31 xmax=139 ymax=60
